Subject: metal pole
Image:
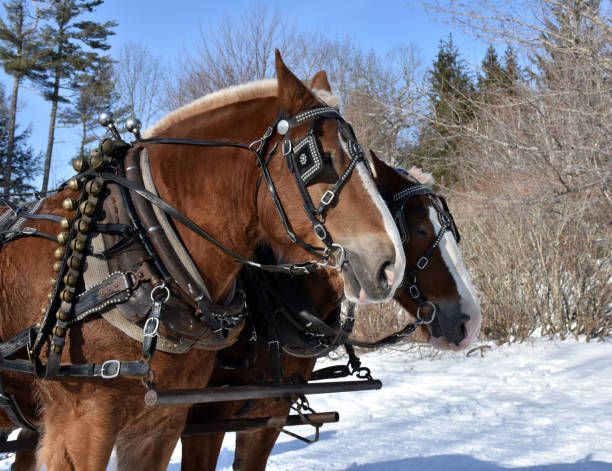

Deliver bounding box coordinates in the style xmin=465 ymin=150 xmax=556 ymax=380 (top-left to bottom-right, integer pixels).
xmin=145 ymin=379 xmax=382 ymax=406
xmin=182 ymin=412 xmax=339 ymax=436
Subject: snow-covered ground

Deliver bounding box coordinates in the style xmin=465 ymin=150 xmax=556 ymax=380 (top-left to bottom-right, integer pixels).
xmin=2 ymin=339 xmax=611 ymax=470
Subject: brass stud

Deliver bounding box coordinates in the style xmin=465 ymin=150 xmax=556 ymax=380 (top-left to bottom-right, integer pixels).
xmin=60 ymin=289 xmax=74 ymax=303
xmin=85 ymin=179 xmax=103 ymax=196
xmin=62 ymin=198 xmax=78 ymax=211
xmin=79 ymin=200 xmax=96 ymax=216
xmin=76 ymin=219 xmax=90 ymax=233
xmin=53 ymin=261 xmax=63 ymax=272
xmin=53 ymin=326 xmax=66 ymax=337
xmin=54 ymin=247 xmax=66 ymax=260
xmin=72 ymin=158 xmax=89 ymax=173
xmin=41 ymin=307 xmax=47 ymax=314
xmin=67 ymin=177 xmax=81 ymax=192
xmin=56 ymin=232 xmax=69 ymax=245
xmin=50 ymin=277 xmax=57 ymax=285
xmin=47 ymin=292 xmax=53 ymax=300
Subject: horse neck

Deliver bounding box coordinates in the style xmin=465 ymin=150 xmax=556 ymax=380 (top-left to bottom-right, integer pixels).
xmin=147 ymin=97 xmax=279 ymax=301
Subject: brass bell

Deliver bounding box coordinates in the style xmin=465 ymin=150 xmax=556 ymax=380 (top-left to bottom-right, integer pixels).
xmin=41 ymin=306 xmax=47 ymax=314
xmin=50 ymin=277 xmax=57 ymax=285
xmin=47 ymin=292 xmax=53 ymax=300
xmin=72 ymin=158 xmax=89 ymax=173
xmin=60 ymin=217 xmax=72 ymax=231
xmin=56 ymin=232 xmax=69 ymax=245
xmin=63 ymin=271 xmax=79 ymax=287
xmin=89 ymin=152 xmax=104 ymax=170
xmin=52 ymin=344 xmax=62 ymax=354
xmin=53 ymin=261 xmax=63 ymax=272
xmin=60 ymin=289 xmax=74 ymax=303
xmin=54 ymin=247 xmax=66 ymax=260
xmin=79 ymin=200 xmax=96 ymax=216
xmin=53 ymin=326 xmax=66 ymax=337
xmin=76 ymin=219 xmax=90 ymax=233
xmin=56 ymin=310 xmax=69 ymax=321
xmin=85 ymin=179 xmax=103 ymax=196
xmin=67 ymin=255 xmax=81 ymax=270
xmin=70 ymin=238 xmax=86 ymax=253
xmin=67 ymin=178 xmax=81 ymax=191
xmin=62 ymin=198 xmax=78 ymax=211
xmin=101 ymin=139 xmax=115 ymax=156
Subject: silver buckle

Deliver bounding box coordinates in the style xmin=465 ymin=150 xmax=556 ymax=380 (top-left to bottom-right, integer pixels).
xmin=99 ymin=360 xmax=121 ymax=379
xmin=416 ymin=257 xmax=429 ymax=270
xmin=314 ymin=224 xmax=327 ymax=241
xmin=143 ymin=317 xmax=160 ymax=337
xmin=320 ymin=190 xmax=335 ymax=206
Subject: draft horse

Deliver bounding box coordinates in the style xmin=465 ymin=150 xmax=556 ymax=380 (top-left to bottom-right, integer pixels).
xmin=0 ymin=52 xmax=405 ymax=470
xmin=180 ymin=145 xmax=482 ymax=470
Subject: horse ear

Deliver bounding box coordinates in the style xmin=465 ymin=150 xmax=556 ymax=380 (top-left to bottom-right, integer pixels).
xmin=369 ymin=150 xmax=386 ymax=177
xmin=310 ymin=70 xmax=332 ymax=93
xmin=275 ymin=49 xmax=319 ymax=114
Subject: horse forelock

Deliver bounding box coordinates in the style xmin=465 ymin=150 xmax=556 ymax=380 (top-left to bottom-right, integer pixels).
xmin=403 ymin=166 xmax=435 ymax=188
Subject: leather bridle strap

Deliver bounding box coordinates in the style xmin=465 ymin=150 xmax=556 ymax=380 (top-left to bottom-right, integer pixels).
xmin=101 ymin=173 xmax=319 ymax=275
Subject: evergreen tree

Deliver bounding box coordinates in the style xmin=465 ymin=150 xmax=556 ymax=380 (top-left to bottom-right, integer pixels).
xmin=0 ymin=0 xmax=45 ymax=194
xmin=0 ymin=86 xmax=40 ymax=199
xmin=415 ymin=34 xmax=475 ymax=179
xmin=37 ymin=0 xmax=116 ymax=192
xmin=59 ymin=55 xmax=116 ymax=159
xmin=501 ymin=45 xmax=520 ymax=92
xmin=478 ymin=44 xmax=504 ymax=93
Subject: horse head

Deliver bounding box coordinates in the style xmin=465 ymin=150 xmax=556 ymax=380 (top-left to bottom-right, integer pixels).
xmin=257 ymin=52 xmax=405 ymax=304
xmin=370 ymin=151 xmax=482 ymax=350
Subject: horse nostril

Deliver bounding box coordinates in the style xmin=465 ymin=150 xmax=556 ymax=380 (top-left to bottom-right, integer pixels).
xmin=453 ymin=315 xmax=471 ymax=346
xmin=379 ymin=261 xmax=394 ymax=291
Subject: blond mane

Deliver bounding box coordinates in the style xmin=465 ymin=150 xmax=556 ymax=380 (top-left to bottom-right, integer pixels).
xmin=144 ymin=79 xmax=278 ymax=137
xmin=145 ymin=77 xmax=342 ymax=138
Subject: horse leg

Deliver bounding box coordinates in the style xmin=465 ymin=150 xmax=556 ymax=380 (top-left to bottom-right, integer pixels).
xmin=11 ymin=429 xmax=37 ymax=471
xmin=233 ymin=427 xmax=284 ymax=471
xmin=37 ymin=396 xmax=120 ymax=471
xmin=114 ymin=406 xmax=190 ymax=471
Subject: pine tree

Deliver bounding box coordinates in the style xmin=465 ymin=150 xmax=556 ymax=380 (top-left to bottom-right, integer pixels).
xmin=59 ymin=55 xmax=116 ymax=159
xmin=37 ymin=0 xmax=116 ymax=192
xmin=0 ymin=86 xmax=41 ymax=199
xmin=501 ymin=46 xmax=520 ymax=93
xmin=0 ymin=0 xmax=45 ymax=195
xmin=415 ymin=34 xmax=475 ymax=180
xmin=478 ymin=45 xmax=504 ymax=93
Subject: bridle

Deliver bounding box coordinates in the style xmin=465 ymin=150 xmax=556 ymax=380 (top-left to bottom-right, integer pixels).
xmin=138 ymin=106 xmax=366 ymax=274
xmin=391 ymin=178 xmax=461 ymax=325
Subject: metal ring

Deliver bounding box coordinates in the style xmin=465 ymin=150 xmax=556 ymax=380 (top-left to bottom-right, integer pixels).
xmin=416 ymin=301 xmax=437 ymax=325
xmin=150 ymin=283 xmax=170 ymax=303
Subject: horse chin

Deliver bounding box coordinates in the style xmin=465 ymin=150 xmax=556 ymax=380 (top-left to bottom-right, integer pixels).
xmin=341 ymin=263 xmax=375 ymax=305
xmin=427 ymin=308 xmax=482 ymax=351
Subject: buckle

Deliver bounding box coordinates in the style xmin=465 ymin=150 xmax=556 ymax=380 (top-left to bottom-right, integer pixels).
xmin=409 ymin=284 xmax=420 ymax=299
xmin=98 ymin=360 xmax=121 ymax=379
xmin=416 ymin=257 xmax=429 ymax=270
xmin=320 ymin=190 xmax=335 ymax=206
xmin=143 ymin=317 xmax=159 ymax=337
xmin=282 ymin=139 xmax=292 ymax=156
xmin=314 ymin=224 xmax=327 ymax=241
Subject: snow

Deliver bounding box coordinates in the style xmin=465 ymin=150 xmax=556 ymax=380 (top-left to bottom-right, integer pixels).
xmin=2 ymin=339 xmax=611 ymax=470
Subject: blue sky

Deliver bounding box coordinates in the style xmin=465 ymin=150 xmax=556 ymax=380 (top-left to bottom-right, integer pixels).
xmin=0 ymin=0 xmax=490 ymax=189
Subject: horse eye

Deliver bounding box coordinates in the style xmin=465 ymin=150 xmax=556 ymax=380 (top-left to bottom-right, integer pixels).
xmin=416 ymin=227 xmax=428 ymax=237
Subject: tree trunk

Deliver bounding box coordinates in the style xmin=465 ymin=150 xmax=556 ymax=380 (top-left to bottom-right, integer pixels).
xmin=41 ymin=72 xmax=61 ymax=193
xmin=3 ymin=74 xmax=21 ymax=195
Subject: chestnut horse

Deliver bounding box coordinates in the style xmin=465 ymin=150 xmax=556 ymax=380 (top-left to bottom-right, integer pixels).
xmin=0 ymin=52 xmax=405 ymax=470
xmin=179 ymin=149 xmax=482 ymax=471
